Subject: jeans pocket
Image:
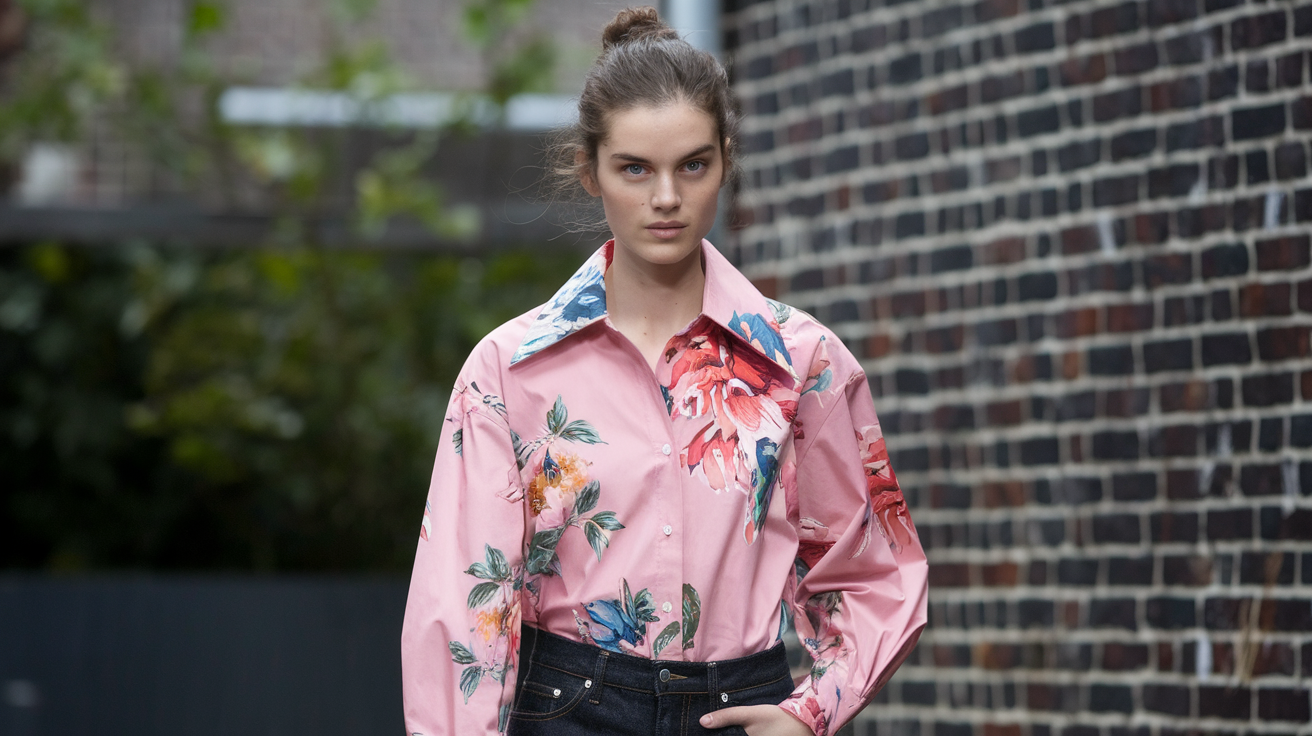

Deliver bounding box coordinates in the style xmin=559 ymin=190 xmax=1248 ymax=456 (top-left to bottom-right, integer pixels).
xmin=509 ymin=668 xmax=591 ymax=722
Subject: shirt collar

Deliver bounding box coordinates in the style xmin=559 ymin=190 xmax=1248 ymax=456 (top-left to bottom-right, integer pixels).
xmin=509 ymin=240 xmax=798 ymax=379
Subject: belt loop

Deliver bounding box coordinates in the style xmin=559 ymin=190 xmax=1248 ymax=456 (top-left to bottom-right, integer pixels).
xmin=707 ymin=661 xmax=719 ymax=710
xmin=588 ymin=651 xmax=610 ymax=705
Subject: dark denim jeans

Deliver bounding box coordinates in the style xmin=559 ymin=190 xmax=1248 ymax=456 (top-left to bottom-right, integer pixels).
xmin=506 ymin=625 xmax=795 ymax=736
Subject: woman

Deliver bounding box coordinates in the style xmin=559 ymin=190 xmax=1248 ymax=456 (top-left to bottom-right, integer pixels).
xmin=401 ymin=7 xmax=927 ymax=735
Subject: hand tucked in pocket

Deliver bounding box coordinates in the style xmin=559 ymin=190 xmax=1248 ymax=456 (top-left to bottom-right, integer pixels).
xmin=699 ymin=705 xmax=814 ymax=735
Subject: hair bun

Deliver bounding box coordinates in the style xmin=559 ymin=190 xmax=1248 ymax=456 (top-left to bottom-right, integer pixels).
xmin=602 ymin=6 xmax=678 ymax=50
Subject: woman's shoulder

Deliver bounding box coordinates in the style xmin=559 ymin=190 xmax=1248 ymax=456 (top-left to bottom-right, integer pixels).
xmin=457 ymin=304 xmax=546 ymax=382
xmin=767 ymin=298 xmax=864 ymax=383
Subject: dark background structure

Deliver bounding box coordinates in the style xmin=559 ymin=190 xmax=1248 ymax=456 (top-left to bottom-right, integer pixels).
xmin=722 ymin=0 xmax=1312 ymax=734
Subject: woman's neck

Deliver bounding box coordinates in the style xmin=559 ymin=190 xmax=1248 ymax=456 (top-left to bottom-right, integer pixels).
xmin=604 ymin=242 xmax=706 ymax=370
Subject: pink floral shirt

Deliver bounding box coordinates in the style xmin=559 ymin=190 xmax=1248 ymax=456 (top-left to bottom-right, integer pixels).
xmin=401 ymin=241 xmax=928 ymax=736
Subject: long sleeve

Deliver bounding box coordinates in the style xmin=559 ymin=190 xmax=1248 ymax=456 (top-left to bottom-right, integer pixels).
xmin=777 ymin=344 xmax=929 ymax=736
xmin=402 ymin=354 xmax=526 ymax=736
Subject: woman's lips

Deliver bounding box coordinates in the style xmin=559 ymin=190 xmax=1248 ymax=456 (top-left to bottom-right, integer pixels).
xmin=646 ymin=222 xmax=686 ymax=239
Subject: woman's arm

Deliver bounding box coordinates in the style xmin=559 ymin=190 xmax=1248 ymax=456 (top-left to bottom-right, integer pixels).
xmin=775 ymin=335 xmax=930 ymax=736
xmin=402 ymin=357 xmax=526 ymax=736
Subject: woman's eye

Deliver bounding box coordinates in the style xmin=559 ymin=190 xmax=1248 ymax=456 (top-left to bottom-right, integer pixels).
xmin=686 ymin=161 xmax=704 ymax=172
xmin=624 ymin=164 xmax=645 ymax=175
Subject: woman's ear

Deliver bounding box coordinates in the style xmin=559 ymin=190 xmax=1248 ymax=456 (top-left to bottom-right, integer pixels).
xmin=576 ymin=150 xmax=600 ymax=197
xmin=720 ymin=138 xmax=733 ymax=184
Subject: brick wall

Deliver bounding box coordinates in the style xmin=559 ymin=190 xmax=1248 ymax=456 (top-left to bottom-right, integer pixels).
xmin=723 ymin=0 xmax=1312 ymax=734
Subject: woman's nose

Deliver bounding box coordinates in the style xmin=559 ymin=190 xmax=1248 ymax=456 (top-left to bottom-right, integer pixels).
xmin=650 ymin=173 xmax=680 ymax=211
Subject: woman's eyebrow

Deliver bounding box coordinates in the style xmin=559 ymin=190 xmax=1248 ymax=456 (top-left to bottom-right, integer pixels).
xmin=609 ymin=143 xmax=717 ymax=163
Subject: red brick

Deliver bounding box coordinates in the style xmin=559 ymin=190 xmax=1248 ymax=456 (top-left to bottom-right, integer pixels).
xmin=866 ymin=333 xmax=892 ymax=358
xmin=1240 ymin=282 xmax=1292 ymax=316
xmin=1062 ymin=351 xmax=1082 ymax=379
xmin=930 ymin=563 xmax=971 ymax=587
xmin=1060 ymin=53 xmax=1108 ymax=86
xmin=1061 ymin=225 xmax=1100 ymax=254
xmin=1056 ymin=307 xmax=1099 ymax=337
xmin=982 ymin=481 xmax=1026 ymax=507
xmin=1160 ymin=380 xmax=1208 ymax=412
xmin=987 ymin=400 xmax=1024 ymax=426
xmin=1258 ymin=326 xmax=1310 ymax=360
xmin=1106 ymin=302 xmax=1154 ymax=331
xmin=1256 ymin=234 xmax=1311 ymax=271
xmin=751 ymin=276 xmax=778 ymax=299
xmin=982 ymin=562 xmax=1019 ymax=586
xmin=984 ymin=236 xmax=1026 ymax=264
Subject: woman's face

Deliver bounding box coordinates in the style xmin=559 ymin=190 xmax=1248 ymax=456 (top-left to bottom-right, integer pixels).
xmin=582 ymin=100 xmax=724 ymax=271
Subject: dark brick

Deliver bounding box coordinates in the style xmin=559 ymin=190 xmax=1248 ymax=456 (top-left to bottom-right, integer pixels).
xmin=1144 ymin=339 xmax=1192 ymax=373
xmin=1164 ymin=31 xmax=1206 ymax=64
xmin=1166 ymin=115 xmax=1224 ymax=151
xmin=1143 ymin=684 xmax=1190 ymax=716
xmin=1089 ymin=345 xmax=1134 ymax=375
xmin=1257 ymin=234 xmax=1311 ymax=271
xmin=977 ymin=318 xmax=1018 ymax=346
xmin=1089 ymin=684 xmax=1133 ymax=713
xmin=1299 ymin=4 xmax=1312 ymax=36
xmin=1089 ymin=598 xmax=1137 ymax=629
xmin=902 ymin=681 xmax=937 ymax=705
xmin=1017 ymin=105 xmax=1060 ymax=137
xmin=820 ymin=69 xmax=854 ymax=97
xmin=1240 ymin=551 xmax=1294 ymax=585
xmin=896 ymin=212 xmax=925 ymax=238
xmin=1115 ymin=43 xmax=1159 ymax=76
xmin=1162 ymin=555 xmax=1210 ymax=584
xmin=1020 ymin=437 xmax=1059 ymax=465
xmin=930 ymin=245 xmax=973 ymax=273
xmin=896 ymin=369 xmax=931 ymax=395
xmin=1232 ymin=11 xmax=1288 ymax=50
xmin=1233 ymin=103 xmax=1287 ymax=140
xmin=1093 ymin=174 xmax=1139 ymax=206
xmin=1278 ymin=51 xmax=1306 ymax=88
xmin=1259 ymin=326 xmax=1311 ymax=361
xmin=1258 ymin=688 xmax=1311 ymax=722
xmin=1094 ymin=514 xmax=1141 ymax=543
xmin=1058 ymin=558 xmax=1098 ymax=585
xmin=1201 ymin=243 xmax=1249 ymax=278
xmin=1112 ymin=472 xmax=1156 ymax=501
xmin=1151 ymin=424 xmax=1198 ymax=457
xmin=1199 ymin=685 xmax=1250 ymax=719
xmin=1015 ymin=22 xmax=1055 ymax=53
xmin=1108 ymin=557 xmax=1154 ymax=585
xmin=1092 ymin=431 xmax=1140 ymax=460
xmin=1277 ymin=142 xmax=1308 ymax=179
xmin=1248 ymin=58 xmax=1273 ymax=93
xmin=1145 ymin=253 xmax=1192 ymax=288
xmin=889 ymin=53 xmax=922 ymax=85
xmin=1018 ymin=272 xmax=1058 ymax=301
xmin=1240 ymin=464 xmax=1283 ymax=497
xmin=1247 ymin=148 xmax=1271 ymax=184
xmin=1201 ymin=333 xmax=1252 ymax=366
xmin=1243 ymin=372 xmax=1295 ymax=407
xmin=1148 ymin=163 xmax=1199 ymax=198
xmin=823 ymin=145 xmax=859 ymax=173
xmin=1093 ymin=86 xmax=1142 ymax=122
xmin=1018 ymin=599 xmax=1054 ymax=627
xmin=1149 ymin=0 xmax=1198 ymax=26
xmin=1207 ymin=508 xmax=1253 ymax=540
xmin=1209 ymin=64 xmax=1239 ymax=100
xmin=1112 ymin=128 xmax=1156 ymax=161
xmin=1152 ymin=512 xmax=1198 ymax=542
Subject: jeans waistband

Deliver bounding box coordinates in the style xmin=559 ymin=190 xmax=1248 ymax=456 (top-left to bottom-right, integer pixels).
xmin=517 ymin=624 xmax=793 ymax=698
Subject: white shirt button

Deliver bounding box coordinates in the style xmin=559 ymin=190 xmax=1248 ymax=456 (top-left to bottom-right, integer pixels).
xmin=663 ymin=524 xmax=672 ymax=535
xmin=661 ymin=443 xmax=672 ymax=456
xmin=662 ymin=601 xmax=673 ymax=613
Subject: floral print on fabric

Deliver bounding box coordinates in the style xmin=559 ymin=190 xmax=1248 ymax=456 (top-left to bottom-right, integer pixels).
xmin=517 ymin=397 xmax=624 ymax=579
xmin=855 ymin=423 xmax=914 ymax=556
xmin=795 ymin=590 xmax=850 ymax=736
xmin=448 ymin=544 xmax=522 ymax=706
xmin=668 ymin=324 xmax=800 ymax=544
xmin=510 ymin=253 xmax=607 ymax=364
xmin=573 ymin=578 xmax=660 ymax=654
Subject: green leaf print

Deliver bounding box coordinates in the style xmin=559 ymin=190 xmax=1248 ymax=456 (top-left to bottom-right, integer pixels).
xmin=467 ymin=581 xmax=500 ymax=609
xmin=498 ymin=703 xmax=511 ymax=733
xmin=590 ymin=511 xmax=625 ymax=531
xmin=582 ymin=520 xmax=609 ymax=561
xmin=560 ymin=419 xmax=603 ymax=444
xmin=682 ymin=584 xmax=701 ymax=650
xmin=448 ymin=641 xmax=477 ymax=665
xmin=459 ymin=664 xmax=483 ymax=703
xmin=511 ymin=429 xmax=526 ymax=470
xmin=486 ymin=545 xmax=511 ymax=581
xmin=574 ymin=480 xmax=600 ymax=515
xmin=525 ymin=526 xmax=566 ymax=576
xmin=653 ymin=621 xmax=681 ymax=657
xmin=452 ymin=428 xmax=463 ymax=456
xmin=546 ymin=396 xmax=567 ymax=435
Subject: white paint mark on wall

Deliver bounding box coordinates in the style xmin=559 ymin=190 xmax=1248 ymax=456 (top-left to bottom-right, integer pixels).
xmin=1264 ymin=190 xmax=1285 ymax=230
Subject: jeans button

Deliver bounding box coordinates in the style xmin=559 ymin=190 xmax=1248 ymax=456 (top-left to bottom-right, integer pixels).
xmin=659 ymin=668 xmax=670 ymax=682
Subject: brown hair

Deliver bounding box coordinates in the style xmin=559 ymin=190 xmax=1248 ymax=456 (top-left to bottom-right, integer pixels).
xmin=546 ymin=6 xmax=741 ymax=216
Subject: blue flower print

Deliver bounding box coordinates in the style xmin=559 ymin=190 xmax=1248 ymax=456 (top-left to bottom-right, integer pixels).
xmin=512 ymin=255 xmax=608 ymax=364
xmin=728 ymin=311 xmax=793 ymax=372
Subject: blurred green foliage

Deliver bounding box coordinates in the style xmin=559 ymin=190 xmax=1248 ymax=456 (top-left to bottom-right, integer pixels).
xmin=1 ymin=243 xmax=576 ymax=571
xmin=0 ymin=0 xmax=584 ymax=571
